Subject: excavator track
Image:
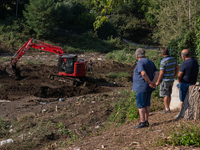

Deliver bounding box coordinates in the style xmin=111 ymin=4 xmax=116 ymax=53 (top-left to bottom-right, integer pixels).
xmin=49 ymin=74 xmax=84 ymax=86
xmin=49 ymin=74 xmax=95 ymax=87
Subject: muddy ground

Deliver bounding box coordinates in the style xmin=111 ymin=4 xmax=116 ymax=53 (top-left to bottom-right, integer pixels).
xmin=0 ymin=52 xmax=199 ymax=150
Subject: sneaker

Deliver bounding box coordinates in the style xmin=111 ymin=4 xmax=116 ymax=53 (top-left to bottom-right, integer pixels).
xmin=163 ymin=108 xmax=171 ymax=113
xmin=174 ymin=112 xmax=180 ymax=119
xmin=145 ymin=120 xmax=149 ymax=127
xmin=134 ymin=122 xmax=148 ymax=129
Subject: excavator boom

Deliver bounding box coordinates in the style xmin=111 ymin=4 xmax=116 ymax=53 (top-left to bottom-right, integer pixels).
xmin=10 ymin=39 xmax=65 ymax=65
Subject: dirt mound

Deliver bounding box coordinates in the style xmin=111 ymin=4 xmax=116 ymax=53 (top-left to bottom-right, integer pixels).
xmin=0 ymin=64 xmax=110 ymax=100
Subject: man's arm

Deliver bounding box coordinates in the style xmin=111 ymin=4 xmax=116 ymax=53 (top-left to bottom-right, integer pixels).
xmin=152 ymin=71 xmax=159 ymax=84
xmin=177 ymin=71 xmax=184 ymax=83
xmin=155 ymin=70 xmax=164 ymax=86
xmin=174 ymin=65 xmax=180 ymax=77
xmin=141 ymin=70 xmax=157 ymax=88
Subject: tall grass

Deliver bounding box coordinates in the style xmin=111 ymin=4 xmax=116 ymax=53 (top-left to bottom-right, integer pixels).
xmin=107 ymin=91 xmax=139 ymax=125
xmin=106 ymin=50 xmax=137 ymax=64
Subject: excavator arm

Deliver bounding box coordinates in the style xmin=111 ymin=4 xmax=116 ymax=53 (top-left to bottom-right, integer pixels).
xmin=10 ymin=39 xmax=65 ymax=65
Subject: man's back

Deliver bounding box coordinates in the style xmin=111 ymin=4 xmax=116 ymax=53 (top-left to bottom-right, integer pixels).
xmin=133 ymin=58 xmax=157 ymax=92
xmin=160 ymin=56 xmax=177 ymax=82
xmin=180 ymin=58 xmax=199 ymax=84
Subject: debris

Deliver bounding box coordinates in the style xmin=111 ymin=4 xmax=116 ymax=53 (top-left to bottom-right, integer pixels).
xmin=18 ymin=134 xmax=26 ymax=139
xmin=59 ymin=98 xmax=64 ymax=102
xmin=0 ymin=100 xmax=11 ymax=102
xmin=40 ymin=102 xmax=47 ymax=105
xmin=42 ymin=109 xmax=46 ymax=113
xmin=0 ymin=139 xmax=14 ymax=146
xmin=95 ymin=125 xmax=100 ymax=129
xmin=98 ymin=58 xmax=105 ymax=61
xmin=9 ymin=129 xmax=14 ymax=133
xmin=129 ymin=141 xmax=139 ymax=146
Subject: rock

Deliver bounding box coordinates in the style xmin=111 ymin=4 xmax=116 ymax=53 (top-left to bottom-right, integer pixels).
xmin=0 ymin=139 xmax=13 ymax=146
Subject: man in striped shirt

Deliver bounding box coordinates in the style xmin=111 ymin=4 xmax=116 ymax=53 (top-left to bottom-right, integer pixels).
xmin=155 ymin=48 xmax=179 ymax=113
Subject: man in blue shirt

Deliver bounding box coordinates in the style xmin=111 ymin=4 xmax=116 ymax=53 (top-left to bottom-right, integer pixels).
xmin=133 ymin=48 xmax=159 ymax=129
xmin=175 ymin=49 xmax=199 ymax=118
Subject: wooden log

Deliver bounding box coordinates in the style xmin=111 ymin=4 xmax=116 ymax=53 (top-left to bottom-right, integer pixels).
xmin=180 ymin=85 xmax=200 ymax=120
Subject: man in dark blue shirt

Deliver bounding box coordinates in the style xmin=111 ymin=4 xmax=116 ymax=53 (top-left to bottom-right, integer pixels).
xmin=133 ymin=48 xmax=159 ymax=129
xmin=176 ymin=49 xmax=199 ymax=118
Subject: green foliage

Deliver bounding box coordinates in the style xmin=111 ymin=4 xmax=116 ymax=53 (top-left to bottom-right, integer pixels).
xmin=25 ymin=60 xmax=35 ymax=65
xmin=107 ymin=72 xmax=130 ymax=78
xmin=112 ymin=14 xmax=141 ymax=38
xmin=107 ymin=72 xmax=118 ymax=78
xmin=23 ymin=0 xmax=57 ymax=38
xmin=117 ymin=72 xmax=129 ymax=78
xmin=57 ymin=122 xmax=78 ymax=142
xmin=195 ymin=17 xmax=200 ymax=58
xmin=106 ymin=49 xmax=137 ymax=64
xmin=106 ymin=48 xmax=161 ymax=66
xmin=168 ymin=30 xmax=197 ymax=65
xmin=0 ymin=84 xmax=5 ymax=88
xmin=146 ymin=50 xmax=162 ymax=69
xmin=93 ymin=16 xmax=110 ymax=31
xmin=157 ymin=124 xmax=200 ymax=146
xmin=108 ymin=91 xmax=139 ymax=125
xmin=96 ymin=22 xmax=118 ymax=40
xmin=57 ymin=122 xmax=71 ymax=135
xmin=0 ymin=118 xmax=10 ymax=138
xmin=149 ymin=0 xmax=198 ymax=45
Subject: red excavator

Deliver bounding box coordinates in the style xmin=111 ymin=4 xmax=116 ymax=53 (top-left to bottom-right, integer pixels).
xmin=5 ymin=39 xmax=87 ymax=79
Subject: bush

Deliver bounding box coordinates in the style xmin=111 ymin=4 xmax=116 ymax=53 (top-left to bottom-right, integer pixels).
xmin=156 ymin=123 xmax=200 ymax=146
xmin=106 ymin=49 xmax=136 ymax=64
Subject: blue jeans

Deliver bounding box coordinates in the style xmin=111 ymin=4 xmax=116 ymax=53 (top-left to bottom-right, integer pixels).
xmin=136 ymin=92 xmax=152 ymax=108
xmin=177 ymin=82 xmax=191 ymax=102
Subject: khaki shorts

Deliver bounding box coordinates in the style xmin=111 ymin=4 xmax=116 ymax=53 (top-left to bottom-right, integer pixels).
xmin=160 ymin=81 xmax=173 ymax=97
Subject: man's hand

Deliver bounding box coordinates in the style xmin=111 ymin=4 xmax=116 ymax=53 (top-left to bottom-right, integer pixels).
xmin=149 ymin=82 xmax=156 ymax=88
xmin=155 ymin=82 xmax=159 ymax=87
xmin=177 ymin=71 xmax=184 ymax=83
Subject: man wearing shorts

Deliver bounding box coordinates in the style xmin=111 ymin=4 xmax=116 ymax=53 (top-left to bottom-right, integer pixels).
xmin=176 ymin=49 xmax=199 ymax=115
xmin=133 ymin=48 xmax=159 ymax=129
xmin=155 ymin=48 xmax=179 ymax=113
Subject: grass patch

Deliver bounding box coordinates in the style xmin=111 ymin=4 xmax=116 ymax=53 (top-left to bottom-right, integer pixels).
xmin=106 ymin=50 xmax=137 ymax=64
xmin=155 ymin=123 xmax=200 ymax=147
xmin=107 ymin=72 xmax=118 ymax=78
xmin=0 ymin=113 xmax=57 ymax=150
xmin=107 ymin=91 xmax=139 ymax=125
xmin=117 ymin=72 xmax=129 ymax=78
xmin=24 ymin=60 xmax=35 ymax=65
xmin=0 ymin=57 xmax=11 ymax=61
xmin=0 ymin=83 xmax=4 ymax=88
xmin=0 ymin=118 xmax=10 ymax=138
xmin=107 ymin=72 xmax=130 ymax=79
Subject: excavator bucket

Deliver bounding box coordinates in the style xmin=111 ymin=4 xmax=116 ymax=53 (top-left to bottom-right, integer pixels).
xmin=4 ymin=64 xmax=21 ymax=77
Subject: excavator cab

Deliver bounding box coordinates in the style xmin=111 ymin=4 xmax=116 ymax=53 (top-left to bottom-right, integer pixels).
xmin=58 ymin=54 xmax=86 ymax=77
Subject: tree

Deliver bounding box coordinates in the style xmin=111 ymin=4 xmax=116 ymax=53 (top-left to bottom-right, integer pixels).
xmin=23 ymin=0 xmax=57 ymax=38
xmin=148 ymin=0 xmax=198 ymax=45
xmin=92 ymin=0 xmax=124 ymax=30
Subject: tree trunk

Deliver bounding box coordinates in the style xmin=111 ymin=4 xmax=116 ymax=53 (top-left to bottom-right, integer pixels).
xmin=180 ymin=85 xmax=200 ymax=120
